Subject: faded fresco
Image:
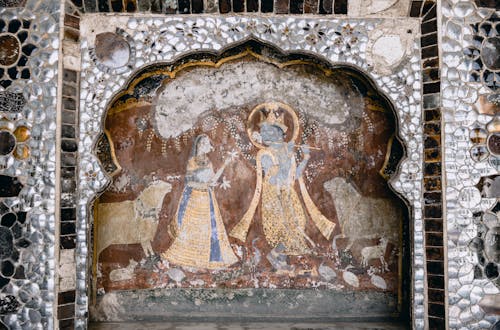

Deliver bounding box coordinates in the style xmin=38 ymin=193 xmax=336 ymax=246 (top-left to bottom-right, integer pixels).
xmin=93 ymin=50 xmax=406 ymax=299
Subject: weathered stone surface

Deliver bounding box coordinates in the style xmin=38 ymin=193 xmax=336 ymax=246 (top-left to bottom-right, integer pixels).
xmin=92 ymin=289 xmax=399 ymax=321
xmin=349 ymin=0 xmax=410 ymax=16
xmin=89 ymin=321 xmax=407 ymax=329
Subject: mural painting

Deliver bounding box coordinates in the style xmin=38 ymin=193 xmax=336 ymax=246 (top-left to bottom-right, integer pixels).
xmin=93 ymin=48 xmax=407 ymax=305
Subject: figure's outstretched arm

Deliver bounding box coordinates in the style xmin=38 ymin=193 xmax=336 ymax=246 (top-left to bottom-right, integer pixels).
xmin=210 ymin=151 xmax=238 ymax=186
xmin=210 ymin=158 xmax=229 ymax=186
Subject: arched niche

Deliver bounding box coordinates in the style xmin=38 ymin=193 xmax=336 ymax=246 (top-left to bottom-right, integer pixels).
xmin=89 ymin=40 xmax=411 ymax=323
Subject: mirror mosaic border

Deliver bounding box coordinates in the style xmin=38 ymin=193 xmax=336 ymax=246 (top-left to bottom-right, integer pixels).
xmin=0 ymin=0 xmax=60 ymax=329
xmin=441 ymin=0 xmax=500 ymax=329
xmin=4 ymin=0 xmax=499 ymax=328
xmin=77 ymin=15 xmax=425 ymax=328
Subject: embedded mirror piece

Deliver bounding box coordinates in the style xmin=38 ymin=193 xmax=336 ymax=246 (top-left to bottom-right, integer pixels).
xmin=92 ymin=46 xmax=408 ymax=321
xmin=482 ymin=37 xmax=500 ymax=71
xmin=488 ymin=132 xmax=500 ymax=155
xmin=94 ymin=32 xmax=131 ymax=69
xmin=371 ymin=35 xmax=405 ymax=67
xmin=474 ymin=95 xmax=500 ymax=115
xmin=470 ymin=205 xmax=500 ymax=287
xmin=0 ymin=34 xmax=20 ymax=67
xmin=485 ymin=227 xmax=500 ymax=264
xmin=0 ymin=131 xmax=15 ymax=155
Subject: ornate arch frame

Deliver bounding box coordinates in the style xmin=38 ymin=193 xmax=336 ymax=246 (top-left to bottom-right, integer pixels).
xmin=77 ymin=15 xmax=425 ymax=328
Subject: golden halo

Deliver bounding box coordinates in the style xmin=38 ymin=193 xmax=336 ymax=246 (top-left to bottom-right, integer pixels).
xmin=247 ymin=101 xmax=300 ymax=149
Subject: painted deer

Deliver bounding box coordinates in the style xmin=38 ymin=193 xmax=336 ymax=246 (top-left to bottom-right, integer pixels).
xmin=361 ymin=237 xmax=389 ymax=269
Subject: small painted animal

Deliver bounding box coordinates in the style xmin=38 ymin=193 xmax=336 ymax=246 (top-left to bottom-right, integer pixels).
xmin=361 ymin=237 xmax=389 ymax=268
xmin=96 ymin=180 xmax=171 ymax=260
xmin=109 ymin=259 xmax=138 ymax=282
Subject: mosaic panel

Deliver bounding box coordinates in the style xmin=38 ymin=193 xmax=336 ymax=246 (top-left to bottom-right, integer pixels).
xmin=65 ymin=0 xmax=416 ymax=16
xmin=464 ymin=11 xmax=500 ymax=91
xmin=442 ymin=0 xmax=500 ymax=328
xmin=78 ymin=15 xmax=424 ymax=327
xmin=0 ymin=0 xmax=59 ymax=329
xmin=414 ymin=1 xmax=447 ymax=327
xmin=0 ymin=17 xmax=36 ymax=89
xmin=58 ymin=68 xmax=79 ymax=330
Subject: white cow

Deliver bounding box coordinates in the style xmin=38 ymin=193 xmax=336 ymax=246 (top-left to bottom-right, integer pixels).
xmin=95 ymin=180 xmax=171 ymax=260
xmin=324 ymin=177 xmax=401 ymax=250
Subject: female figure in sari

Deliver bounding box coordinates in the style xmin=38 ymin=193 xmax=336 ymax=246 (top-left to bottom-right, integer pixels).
xmin=230 ymin=102 xmax=335 ymax=255
xmin=162 ymin=134 xmax=238 ymax=269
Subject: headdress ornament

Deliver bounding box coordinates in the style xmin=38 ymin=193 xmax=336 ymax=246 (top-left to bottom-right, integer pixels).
xmin=247 ymin=101 xmax=299 ymax=149
xmin=259 ymin=104 xmax=288 ymax=133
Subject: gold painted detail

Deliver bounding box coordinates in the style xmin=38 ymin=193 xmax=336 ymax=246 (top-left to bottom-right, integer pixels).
xmin=99 ymin=128 xmax=122 ymax=177
xmin=230 ymin=102 xmax=335 ymax=250
xmin=298 ymin=177 xmax=335 ymax=240
xmin=162 ymin=189 xmax=238 ymax=270
xmin=379 ymin=134 xmax=395 ymax=180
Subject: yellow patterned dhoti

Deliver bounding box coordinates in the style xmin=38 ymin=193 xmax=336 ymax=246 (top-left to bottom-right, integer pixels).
xmin=230 ymin=148 xmax=335 ymax=251
xmin=162 ymin=187 xmax=238 ymax=269
xmin=261 ymin=179 xmax=309 ymax=255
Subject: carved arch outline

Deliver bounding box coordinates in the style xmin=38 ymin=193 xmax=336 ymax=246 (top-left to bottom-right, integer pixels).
xmin=76 ymin=16 xmax=424 ymax=327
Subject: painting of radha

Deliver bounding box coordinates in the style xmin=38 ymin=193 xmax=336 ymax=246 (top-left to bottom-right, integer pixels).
xmin=161 ymin=134 xmax=239 ymax=269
